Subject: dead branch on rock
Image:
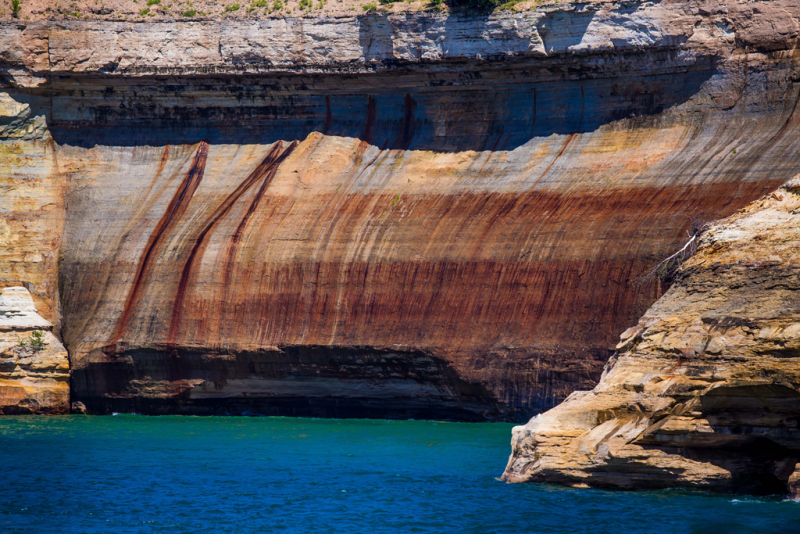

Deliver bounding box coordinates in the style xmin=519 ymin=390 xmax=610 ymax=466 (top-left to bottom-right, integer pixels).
xmin=638 ymin=215 xmax=709 ymax=286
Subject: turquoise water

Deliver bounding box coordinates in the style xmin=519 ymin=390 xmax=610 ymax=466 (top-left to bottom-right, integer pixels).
xmin=1 ymin=416 xmax=799 ymax=533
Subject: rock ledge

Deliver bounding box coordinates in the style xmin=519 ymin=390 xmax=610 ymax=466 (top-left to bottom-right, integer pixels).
xmin=0 ymin=287 xmax=70 ymax=414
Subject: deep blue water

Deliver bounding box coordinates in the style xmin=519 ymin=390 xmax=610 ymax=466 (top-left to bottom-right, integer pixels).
xmin=1 ymin=416 xmax=799 ymax=533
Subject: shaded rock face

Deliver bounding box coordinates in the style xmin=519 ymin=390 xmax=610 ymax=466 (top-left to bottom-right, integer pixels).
xmin=0 ymin=287 xmax=70 ymax=414
xmin=503 ymin=179 xmax=800 ymax=494
xmin=2 ymin=2 xmax=800 ymax=419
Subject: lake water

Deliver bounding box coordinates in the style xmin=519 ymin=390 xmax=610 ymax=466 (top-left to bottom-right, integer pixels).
xmin=1 ymin=415 xmax=798 ymax=533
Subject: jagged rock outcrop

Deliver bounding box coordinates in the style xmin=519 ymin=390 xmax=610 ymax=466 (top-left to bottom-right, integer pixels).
xmin=2 ymin=1 xmax=800 ymax=419
xmin=0 ymin=287 xmax=69 ymax=414
xmin=503 ymin=179 xmax=800 ymax=494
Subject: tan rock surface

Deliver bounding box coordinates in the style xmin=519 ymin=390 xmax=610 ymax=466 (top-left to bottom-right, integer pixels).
xmin=0 ymin=93 xmax=64 ymax=323
xmin=2 ymin=2 xmax=800 ymax=418
xmin=0 ymin=287 xmax=69 ymax=414
xmin=503 ymin=180 xmax=800 ymax=494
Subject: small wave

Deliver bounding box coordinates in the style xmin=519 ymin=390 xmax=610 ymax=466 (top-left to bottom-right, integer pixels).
xmin=731 ymin=497 xmax=798 ymax=505
xmin=730 ymin=498 xmax=765 ymax=505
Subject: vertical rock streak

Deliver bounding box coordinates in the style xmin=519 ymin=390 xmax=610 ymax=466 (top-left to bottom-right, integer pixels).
xmin=78 ymin=145 xmax=173 ymax=341
xmin=219 ymin=141 xmax=300 ymax=339
xmin=324 ymin=95 xmax=332 ymax=134
xmin=391 ymin=95 xmax=417 ymax=151
xmin=535 ymin=133 xmax=577 ymax=185
xmin=355 ymin=96 xmax=377 ymax=163
xmin=167 ymin=141 xmax=298 ymax=344
xmin=110 ymin=142 xmax=208 ymax=345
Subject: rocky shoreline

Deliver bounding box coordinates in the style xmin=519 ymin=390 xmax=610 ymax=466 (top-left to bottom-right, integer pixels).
xmin=504 ymin=179 xmax=800 ymax=497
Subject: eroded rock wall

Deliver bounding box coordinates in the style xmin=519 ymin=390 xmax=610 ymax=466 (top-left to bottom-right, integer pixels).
xmin=0 ymin=93 xmax=64 ymax=324
xmin=0 ymin=287 xmax=69 ymax=414
xmin=2 ymin=2 xmax=800 ymax=419
xmin=503 ymin=179 xmax=800 ymax=494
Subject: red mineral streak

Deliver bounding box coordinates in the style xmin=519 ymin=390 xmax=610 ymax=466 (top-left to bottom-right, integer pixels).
xmin=324 ymin=95 xmax=332 ymax=134
xmin=355 ymin=95 xmax=377 ymax=161
xmin=392 ymin=95 xmax=416 ymax=151
xmin=123 ymin=177 xmax=778 ymax=411
xmin=167 ymin=141 xmax=298 ymax=344
xmin=111 ymin=142 xmax=208 ymax=345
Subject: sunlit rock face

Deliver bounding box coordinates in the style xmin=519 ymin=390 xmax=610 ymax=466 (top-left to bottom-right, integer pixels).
xmin=0 ymin=287 xmax=70 ymax=414
xmin=0 ymin=92 xmax=63 ymax=324
xmin=503 ymin=179 xmax=800 ymax=494
xmin=2 ymin=1 xmax=800 ymax=419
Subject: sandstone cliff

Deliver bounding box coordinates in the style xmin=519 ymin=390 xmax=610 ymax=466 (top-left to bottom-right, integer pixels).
xmin=503 ymin=179 xmax=800 ymax=495
xmin=2 ymin=1 xmax=800 ymax=419
xmin=0 ymin=286 xmax=69 ymax=414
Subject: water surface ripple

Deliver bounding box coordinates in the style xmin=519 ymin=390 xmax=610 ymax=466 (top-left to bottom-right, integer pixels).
xmin=1 ymin=416 xmax=798 ymax=533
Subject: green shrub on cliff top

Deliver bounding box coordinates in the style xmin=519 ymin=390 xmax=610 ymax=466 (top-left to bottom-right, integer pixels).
xmin=427 ymin=0 xmax=523 ymax=11
xmin=10 ymin=0 xmax=20 ymax=18
xmin=182 ymin=7 xmax=196 ymax=16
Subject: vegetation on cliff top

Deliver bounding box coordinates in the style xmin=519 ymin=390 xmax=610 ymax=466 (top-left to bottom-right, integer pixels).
xmin=5 ymin=0 xmax=549 ymax=21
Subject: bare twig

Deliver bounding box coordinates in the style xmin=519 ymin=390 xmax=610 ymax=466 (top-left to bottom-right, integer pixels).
xmin=637 ymin=214 xmax=709 ymax=285
xmin=641 ymin=234 xmax=696 ymax=280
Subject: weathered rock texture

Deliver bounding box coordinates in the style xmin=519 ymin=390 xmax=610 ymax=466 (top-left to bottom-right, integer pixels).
xmin=0 ymin=92 xmax=63 ymax=323
xmin=0 ymin=287 xmax=69 ymax=414
xmin=504 ymin=179 xmax=800 ymax=494
xmin=2 ymin=1 xmax=800 ymax=419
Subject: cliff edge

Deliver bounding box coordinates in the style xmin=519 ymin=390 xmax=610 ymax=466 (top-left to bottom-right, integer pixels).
xmin=2 ymin=1 xmax=800 ymax=419
xmin=503 ymin=179 xmax=800 ymax=495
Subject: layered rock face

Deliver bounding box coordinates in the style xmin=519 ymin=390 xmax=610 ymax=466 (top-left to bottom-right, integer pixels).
xmin=503 ymin=179 xmax=800 ymax=494
xmin=2 ymin=1 xmax=800 ymax=419
xmin=0 ymin=287 xmax=70 ymax=414
xmin=0 ymin=93 xmax=63 ymax=324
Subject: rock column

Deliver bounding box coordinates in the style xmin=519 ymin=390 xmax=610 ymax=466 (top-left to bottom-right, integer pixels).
xmin=0 ymin=287 xmax=69 ymax=414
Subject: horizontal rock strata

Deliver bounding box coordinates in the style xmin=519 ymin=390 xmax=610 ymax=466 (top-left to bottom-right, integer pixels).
xmin=503 ymin=179 xmax=800 ymax=494
xmin=0 ymin=287 xmax=70 ymax=414
xmin=2 ymin=1 xmax=800 ymax=419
